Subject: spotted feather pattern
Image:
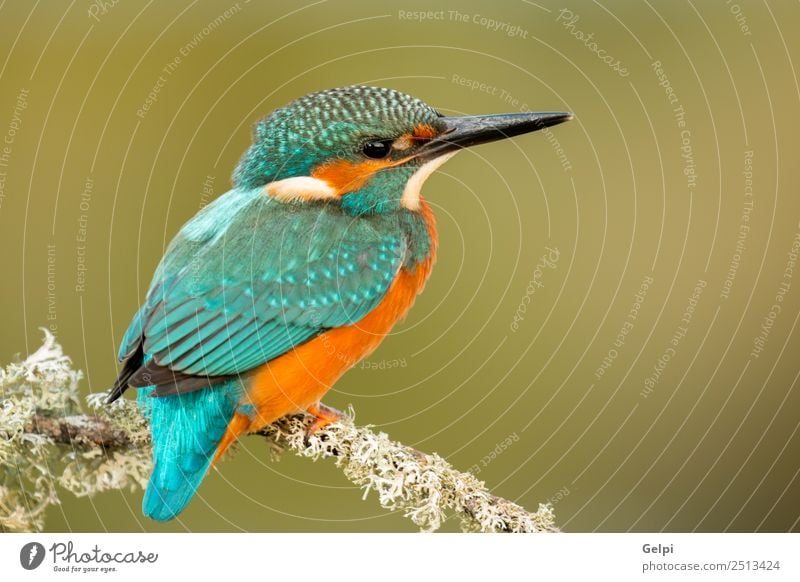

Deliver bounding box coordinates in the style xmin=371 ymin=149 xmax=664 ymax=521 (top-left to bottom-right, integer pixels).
xmin=234 ymin=86 xmax=445 ymax=188
xmin=115 ymin=187 xmax=411 ymax=396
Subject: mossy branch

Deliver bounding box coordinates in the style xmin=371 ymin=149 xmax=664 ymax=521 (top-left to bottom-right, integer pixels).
xmin=1 ymin=329 xmax=557 ymax=533
xmin=26 ymin=412 xmax=132 ymax=448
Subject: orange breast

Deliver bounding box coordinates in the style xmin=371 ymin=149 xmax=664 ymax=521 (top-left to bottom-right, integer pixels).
xmin=238 ymin=199 xmax=438 ymax=435
xmin=211 ymin=200 xmax=439 ymax=465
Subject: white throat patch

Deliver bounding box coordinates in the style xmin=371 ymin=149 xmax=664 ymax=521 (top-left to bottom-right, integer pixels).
xmin=264 ymin=176 xmax=337 ymax=202
xmin=401 ymin=152 xmax=458 ymax=210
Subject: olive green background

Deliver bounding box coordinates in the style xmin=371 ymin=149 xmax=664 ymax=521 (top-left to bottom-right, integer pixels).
xmin=1 ymin=0 xmax=798 ymax=532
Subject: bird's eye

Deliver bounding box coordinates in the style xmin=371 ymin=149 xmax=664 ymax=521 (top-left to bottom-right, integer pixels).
xmin=361 ymin=139 xmax=393 ymax=159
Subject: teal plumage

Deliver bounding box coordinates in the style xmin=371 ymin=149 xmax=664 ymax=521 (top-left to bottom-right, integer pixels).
xmin=234 ymin=86 xmax=443 ymax=189
xmin=116 ymin=187 xmax=426 ymax=392
xmin=115 ymin=186 xmax=426 ymax=519
xmin=137 ymin=380 xmax=241 ymax=521
xmin=109 ymin=85 xmax=571 ymax=521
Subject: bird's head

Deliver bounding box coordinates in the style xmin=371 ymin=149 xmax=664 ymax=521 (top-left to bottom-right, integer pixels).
xmin=234 ymin=85 xmax=571 ymax=216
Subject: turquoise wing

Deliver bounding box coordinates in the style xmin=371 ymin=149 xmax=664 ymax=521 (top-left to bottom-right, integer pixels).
xmin=115 ymin=187 xmax=407 ymax=397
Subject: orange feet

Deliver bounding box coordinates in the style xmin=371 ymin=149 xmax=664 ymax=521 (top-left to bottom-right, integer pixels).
xmin=305 ymin=402 xmax=343 ymax=443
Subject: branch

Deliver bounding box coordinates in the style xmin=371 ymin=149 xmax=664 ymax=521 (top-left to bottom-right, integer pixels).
xmin=26 ymin=412 xmax=131 ymax=448
xmin=262 ymin=414 xmax=557 ymax=532
xmin=2 ymin=330 xmax=557 ymax=533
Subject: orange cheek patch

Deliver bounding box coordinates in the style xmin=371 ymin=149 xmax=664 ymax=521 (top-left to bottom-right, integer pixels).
xmin=311 ymin=158 xmax=408 ymax=195
xmin=310 ymin=128 xmax=439 ymax=197
xmin=311 ymin=159 xmax=389 ymax=195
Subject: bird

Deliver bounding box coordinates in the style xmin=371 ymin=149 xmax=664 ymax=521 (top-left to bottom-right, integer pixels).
xmin=108 ymin=85 xmax=571 ymax=521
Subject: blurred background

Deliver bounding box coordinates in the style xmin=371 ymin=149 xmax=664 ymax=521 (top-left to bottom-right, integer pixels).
xmin=0 ymin=0 xmax=798 ymax=532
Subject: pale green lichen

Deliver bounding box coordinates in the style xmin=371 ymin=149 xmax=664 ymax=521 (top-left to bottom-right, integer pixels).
xmin=0 ymin=329 xmax=152 ymax=531
xmin=0 ymin=329 xmax=80 ymax=531
xmin=86 ymin=391 xmax=151 ymax=446
xmin=2 ymin=330 xmax=556 ymax=533
xmin=59 ymin=448 xmax=151 ymax=498
xmin=264 ymin=413 xmax=556 ymax=533
xmin=57 ymin=393 xmax=153 ymax=497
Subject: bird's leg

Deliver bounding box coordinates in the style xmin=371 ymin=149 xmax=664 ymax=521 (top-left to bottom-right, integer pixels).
xmin=304 ymin=402 xmax=343 ymax=442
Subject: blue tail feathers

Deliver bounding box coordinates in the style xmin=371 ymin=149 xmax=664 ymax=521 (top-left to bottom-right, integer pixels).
xmin=137 ymin=380 xmax=241 ymax=521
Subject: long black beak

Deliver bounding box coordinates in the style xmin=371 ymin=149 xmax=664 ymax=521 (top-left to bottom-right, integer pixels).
xmin=419 ymin=111 xmax=572 ymax=161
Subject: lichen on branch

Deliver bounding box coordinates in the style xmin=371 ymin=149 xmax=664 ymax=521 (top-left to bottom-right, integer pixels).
xmin=1 ymin=330 xmax=556 ymax=533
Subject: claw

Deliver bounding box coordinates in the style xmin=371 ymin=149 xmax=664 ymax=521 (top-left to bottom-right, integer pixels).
xmin=304 ymin=402 xmax=343 ymax=445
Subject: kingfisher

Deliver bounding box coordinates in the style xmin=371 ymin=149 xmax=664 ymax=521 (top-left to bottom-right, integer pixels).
xmin=108 ymin=85 xmax=571 ymax=521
